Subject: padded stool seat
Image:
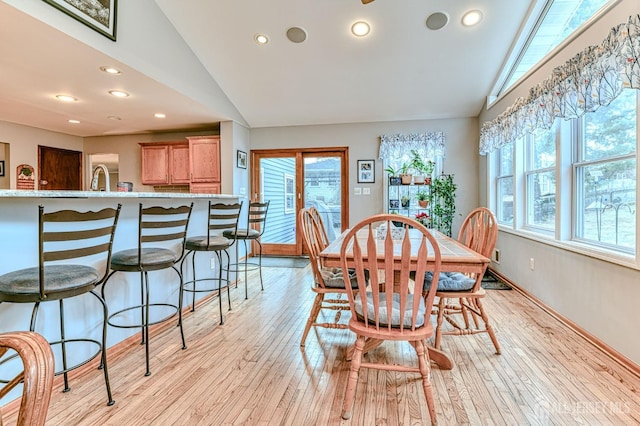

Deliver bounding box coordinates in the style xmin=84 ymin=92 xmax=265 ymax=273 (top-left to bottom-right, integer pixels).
xmin=111 ymin=248 xmax=178 ymax=271
xmin=0 ymin=265 xmax=100 ymax=300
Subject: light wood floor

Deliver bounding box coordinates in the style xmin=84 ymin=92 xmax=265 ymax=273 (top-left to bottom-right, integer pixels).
xmin=4 ymin=264 xmax=640 ymax=425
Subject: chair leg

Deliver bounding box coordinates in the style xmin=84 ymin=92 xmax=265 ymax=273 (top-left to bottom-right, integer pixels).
xmin=434 ymin=297 xmax=446 ymax=349
xmin=216 ymin=251 xmax=224 ymax=325
xmin=243 ymin=240 xmax=249 ymax=300
xmin=412 ymin=339 xmax=437 ymax=425
xmin=92 ymin=290 xmax=115 ymax=406
xmin=300 ymin=293 xmax=324 ymax=347
xmin=143 ymin=271 xmax=151 ymax=377
xmin=190 ymin=250 xmax=197 ymax=312
xmin=58 ymin=298 xmax=70 ymax=393
xmin=257 ymin=239 xmax=264 ymax=291
xmin=173 ymin=266 xmax=187 ymax=351
xmin=224 ymin=250 xmax=232 ymax=311
xmin=140 ymin=271 xmax=146 ymax=346
xmin=475 ymin=298 xmax=501 ymax=354
xmin=341 ymin=334 xmax=365 ymax=420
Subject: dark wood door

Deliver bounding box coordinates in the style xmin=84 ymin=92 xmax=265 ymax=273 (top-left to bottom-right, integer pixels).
xmin=38 ymin=146 xmax=82 ymax=190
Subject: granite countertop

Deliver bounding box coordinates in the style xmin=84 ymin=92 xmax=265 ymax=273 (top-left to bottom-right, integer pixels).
xmin=0 ymin=190 xmax=240 ymax=199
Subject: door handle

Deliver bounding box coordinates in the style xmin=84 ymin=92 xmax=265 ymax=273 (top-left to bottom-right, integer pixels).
xmin=40 ymin=180 xmax=48 ymax=186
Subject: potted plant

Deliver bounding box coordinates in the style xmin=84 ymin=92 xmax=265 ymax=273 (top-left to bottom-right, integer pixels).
xmin=430 ymin=174 xmax=457 ymax=237
xmin=416 ymin=189 xmax=430 ymax=208
xmin=399 ymin=162 xmax=412 ymax=185
xmin=401 ymin=195 xmax=411 ymax=208
xmin=414 ymin=211 xmax=430 ymax=227
xmin=409 ymin=150 xmax=435 ymax=185
xmin=384 ymin=165 xmax=402 ymax=185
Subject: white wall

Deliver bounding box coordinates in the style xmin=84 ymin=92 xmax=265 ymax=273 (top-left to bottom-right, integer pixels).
xmin=477 ymin=0 xmax=640 ymax=364
xmin=250 ymin=117 xmax=479 ymax=231
xmin=0 ymin=120 xmax=83 ymax=189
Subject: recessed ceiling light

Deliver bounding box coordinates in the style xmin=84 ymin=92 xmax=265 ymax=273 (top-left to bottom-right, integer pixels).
xmin=108 ymin=90 xmax=130 ymax=98
xmin=351 ymin=21 xmax=370 ymax=37
xmin=100 ymin=66 xmax=122 ymax=75
xmin=68 ymin=119 xmax=80 ymax=124
xmin=254 ymin=34 xmax=269 ymax=45
xmin=107 ymin=115 xmax=122 ymax=121
xmin=154 ymin=113 xmax=166 ymax=118
xmin=462 ymin=10 xmax=483 ymax=27
xmin=56 ymin=94 xmax=78 ymax=102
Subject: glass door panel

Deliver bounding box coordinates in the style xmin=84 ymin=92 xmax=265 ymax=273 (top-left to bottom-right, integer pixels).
xmin=303 ymin=155 xmax=342 ymax=243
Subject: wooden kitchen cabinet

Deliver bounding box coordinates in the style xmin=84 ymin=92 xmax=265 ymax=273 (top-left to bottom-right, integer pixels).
xmin=140 ymin=142 xmax=190 ymax=185
xmin=187 ymin=136 xmax=220 ymax=183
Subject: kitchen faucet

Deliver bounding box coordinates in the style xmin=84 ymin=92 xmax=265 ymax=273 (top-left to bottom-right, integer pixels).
xmin=91 ymin=164 xmax=110 ymax=191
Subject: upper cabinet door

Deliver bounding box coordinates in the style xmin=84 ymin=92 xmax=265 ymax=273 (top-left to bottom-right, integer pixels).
xmin=188 ymin=136 xmax=220 ymax=183
xmin=141 ymin=145 xmax=169 ymax=185
xmin=169 ymin=144 xmax=190 ymax=184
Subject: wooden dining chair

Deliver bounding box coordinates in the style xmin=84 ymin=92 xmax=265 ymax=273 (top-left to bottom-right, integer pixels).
xmin=298 ymin=207 xmax=352 ymax=347
xmin=0 ymin=331 xmax=54 ymax=426
xmin=428 ymin=207 xmax=501 ymax=354
xmin=339 ymin=214 xmax=441 ymax=424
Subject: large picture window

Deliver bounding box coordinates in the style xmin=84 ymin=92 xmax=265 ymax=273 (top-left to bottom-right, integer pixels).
xmin=574 ymin=90 xmax=637 ymax=252
xmin=525 ymin=122 xmax=557 ymax=231
xmin=495 ymin=143 xmax=514 ymax=225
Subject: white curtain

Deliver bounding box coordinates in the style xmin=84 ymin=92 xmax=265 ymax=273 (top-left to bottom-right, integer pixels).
xmin=378 ymin=132 xmax=446 ymax=170
xmin=480 ymin=14 xmax=640 ymax=155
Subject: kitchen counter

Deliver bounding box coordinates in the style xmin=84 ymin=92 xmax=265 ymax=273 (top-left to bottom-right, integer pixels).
xmin=0 ymin=191 xmax=245 ymax=389
xmin=0 ymin=189 xmax=239 ymax=199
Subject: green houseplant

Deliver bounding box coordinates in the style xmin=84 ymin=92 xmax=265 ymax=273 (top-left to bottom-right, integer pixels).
xmin=384 ymin=165 xmax=402 ymax=185
xmin=399 ymin=162 xmax=412 ymax=185
xmin=409 ymin=150 xmax=435 ymax=185
xmin=429 ymin=174 xmax=457 ymax=236
xmin=416 ymin=189 xmax=430 ymax=208
xmin=401 ymin=195 xmax=411 ymax=208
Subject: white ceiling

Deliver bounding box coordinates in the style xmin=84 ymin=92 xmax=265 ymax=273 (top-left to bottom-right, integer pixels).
xmin=0 ymin=0 xmax=533 ymax=138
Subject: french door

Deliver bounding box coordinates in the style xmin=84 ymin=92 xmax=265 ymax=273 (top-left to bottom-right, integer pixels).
xmin=251 ymin=148 xmax=348 ymax=256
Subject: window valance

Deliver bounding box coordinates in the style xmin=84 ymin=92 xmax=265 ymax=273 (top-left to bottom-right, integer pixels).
xmin=480 ymin=14 xmax=640 ymax=155
xmin=378 ymin=132 xmax=446 ymax=168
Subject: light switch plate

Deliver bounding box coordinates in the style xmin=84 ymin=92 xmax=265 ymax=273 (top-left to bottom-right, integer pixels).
xmin=354 ymin=187 xmax=362 ymax=195
xmin=363 ymin=187 xmax=371 ymax=195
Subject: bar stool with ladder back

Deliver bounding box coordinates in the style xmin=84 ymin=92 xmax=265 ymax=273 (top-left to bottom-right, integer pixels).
xmin=223 ymin=201 xmax=269 ymax=299
xmin=180 ymin=201 xmax=242 ymax=325
xmin=0 ymin=204 xmax=122 ymax=406
xmin=101 ymin=203 xmax=193 ymax=377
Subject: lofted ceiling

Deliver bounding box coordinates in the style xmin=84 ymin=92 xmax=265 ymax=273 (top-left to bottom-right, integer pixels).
xmin=0 ymin=0 xmax=533 ymax=138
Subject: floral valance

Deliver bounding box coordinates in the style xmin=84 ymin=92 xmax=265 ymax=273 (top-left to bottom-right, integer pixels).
xmin=378 ymin=132 xmax=446 ymax=169
xmin=480 ymin=14 xmax=640 ymax=155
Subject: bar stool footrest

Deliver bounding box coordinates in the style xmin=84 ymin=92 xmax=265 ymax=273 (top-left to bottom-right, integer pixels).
xmin=107 ymin=303 xmax=179 ymax=329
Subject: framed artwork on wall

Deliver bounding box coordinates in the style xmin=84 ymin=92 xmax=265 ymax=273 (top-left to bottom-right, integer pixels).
xmin=357 ymin=159 xmax=375 ymax=183
xmin=237 ymin=150 xmax=247 ymax=169
xmin=42 ymin=0 xmax=118 ymax=41
xmin=0 ymin=161 xmax=4 ymax=177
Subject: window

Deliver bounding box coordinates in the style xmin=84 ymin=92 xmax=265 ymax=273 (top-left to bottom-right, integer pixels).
xmin=495 ymin=143 xmax=514 ymax=225
xmin=284 ymin=174 xmax=295 ymax=214
xmin=574 ymin=90 xmax=637 ymax=252
xmin=492 ymin=0 xmax=612 ymax=98
xmin=525 ymin=122 xmax=557 ymax=230
xmin=490 ymin=89 xmax=638 ymax=258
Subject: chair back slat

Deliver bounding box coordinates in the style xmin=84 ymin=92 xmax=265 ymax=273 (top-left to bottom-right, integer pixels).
xmin=137 ymin=203 xmax=193 ymax=262
xmin=458 ymin=207 xmax=497 ymax=259
xmin=207 ymin=202 xmax=243 ymax=237
xmin=38 ymin=204 xmax=121 ymax=300
xmin=299 ymin=207 xmax=329 ymax=287
xmin=246 ymin=201 xmax=269 ymax=235
xmin=340 ymin=214 xmax=441 ymax=334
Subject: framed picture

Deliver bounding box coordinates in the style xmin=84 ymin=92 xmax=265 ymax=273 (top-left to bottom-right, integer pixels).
xmin=42 ymin=0 xmax=118 ymax=41
xmin=357 ymin=159 xmax=375 ymax=183
xmin=237 ymin=150 xmax=247 ymax=169
xmin=0 ymin=161 xmax=4 ymax=177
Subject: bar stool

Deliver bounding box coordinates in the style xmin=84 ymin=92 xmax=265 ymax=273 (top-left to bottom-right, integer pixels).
xmin=180 ymin=201 xmax=242 ymax=325
xmin=0 ymin=204 xmax=121 ymax=406
xmin=223 ymin=201 xmax=269 ymax=299
xmin=101 ymin=203 xmax=192 ymax=377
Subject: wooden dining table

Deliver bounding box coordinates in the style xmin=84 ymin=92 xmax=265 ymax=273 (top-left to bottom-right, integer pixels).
xmin=319 ymin=226 xmax=491 ymax=370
